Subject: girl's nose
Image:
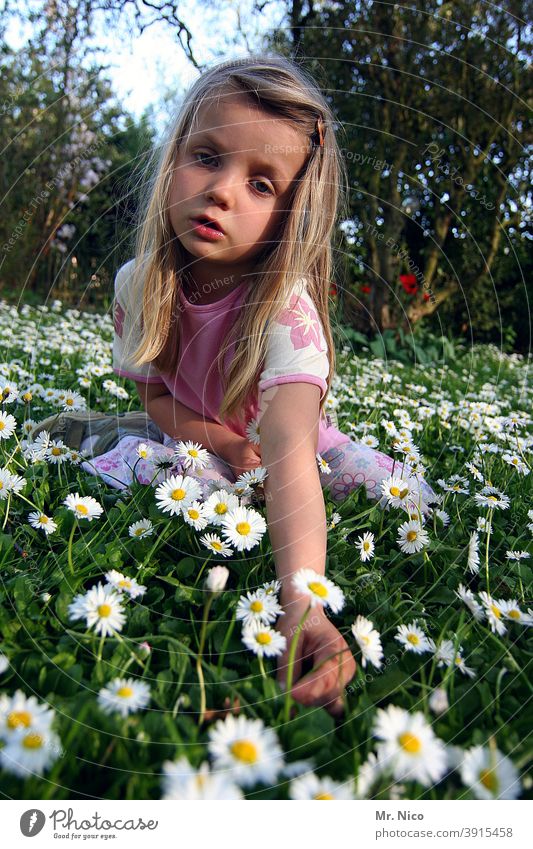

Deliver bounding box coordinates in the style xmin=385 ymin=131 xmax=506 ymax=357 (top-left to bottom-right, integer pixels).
xmin=205 ymin=169 xmax=240 ymax=206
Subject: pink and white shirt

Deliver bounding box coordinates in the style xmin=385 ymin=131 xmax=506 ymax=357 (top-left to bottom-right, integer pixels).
xmin=112 ymin=259 xmax=351 ymax=454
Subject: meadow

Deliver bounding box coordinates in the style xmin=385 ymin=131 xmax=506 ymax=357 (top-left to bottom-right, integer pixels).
xmin=0 ymin=298 xmax=531 ymax=800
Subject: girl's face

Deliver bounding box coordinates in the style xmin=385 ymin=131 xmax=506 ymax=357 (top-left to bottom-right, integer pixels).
xmin=168 ymin=93 xmax=310 ymax=282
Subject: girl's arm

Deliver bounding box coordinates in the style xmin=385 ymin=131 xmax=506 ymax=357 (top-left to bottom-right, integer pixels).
xmin=258 ymin=382 xmax=356 ymax=715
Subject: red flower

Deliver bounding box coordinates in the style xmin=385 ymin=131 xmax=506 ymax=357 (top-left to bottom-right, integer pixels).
xmin=423 ymin=293 xmax=431 ymax=301
xmin=360 ymin=285 xmax=371 ymax=294
xmin=329 ymin=282 xmax=338 ymax=297
xmin=399 ymin=273 xmax=418 ymax=295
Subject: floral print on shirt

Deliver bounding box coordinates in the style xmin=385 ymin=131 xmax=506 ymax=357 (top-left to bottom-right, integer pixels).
xmin=276 ymin=294 xmax=325 ymax=352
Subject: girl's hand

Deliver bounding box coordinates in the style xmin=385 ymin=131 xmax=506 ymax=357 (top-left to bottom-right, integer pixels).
xmin=224 ymin=436 xmax=262 ymax=478
xmin=276 ymin=600 xmax=356 ymax=717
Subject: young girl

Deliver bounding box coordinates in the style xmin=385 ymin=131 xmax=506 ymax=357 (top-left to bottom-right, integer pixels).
xmin=37 ymin=54 xmax=437 ymax=715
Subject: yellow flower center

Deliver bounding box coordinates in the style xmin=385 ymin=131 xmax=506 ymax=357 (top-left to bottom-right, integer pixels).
xmin=66 ymin=398 xmax=74 ymax=406
xmin=139 ymin=449 xmax=148 ymax=458
xmin=250 ymin=600 xmax=263 ymax=613
xmin=39 ymin=516 xmax=49 ymax=524
xmin=256 ymin=632 xmax=272 ymax=645
xmin=490 ymin=604 xmax=501 ymax=619
xmin=211 ymin=541 xmax=222 ymax=551
xmin=171 ymin=488 xmax=186 ymax=501
xmin=314 ymin=793 xmax=334 ymax=800
xmin=230 ymin=740 xmax=258 ymax=764
xmin=487 ymin=496 xmax=498 ymax=503
xmin=0 ymin=422 xmax=5 ymax=431
xmin=52 ymin=447 xmax=62 ymax=456
xmin=390 ymin=486 xmax=400 ymax=497
xmin=75 ymin=503 xmax=89 ymax=515
xmin=215 ymin=503 xmax=227 ymax=514
xmin=361 ymin=635 xmax=370 ymax=645
xmin=508 ymin=608 xmax=520 ymax=620
xmin=22 ymin=732 xmax=44 ymax=750
xmin=188 ymin=449 xmax=198 ymax=457
xmin=406 ymin=531 xmax=418 ymax=541
xmin=236 ymin=521 xmax=251 ymax=536
xmin=188 ymin=509 xmax=200 ymax=520
xmin=308 ymin=581 xmax=328 ymax=598
xmin=398 ymin=732 xmax=422 ymax=754
xmin=98 ymin=603 xmax=112 ymax=617
xmin=479 ymin=768 xmax=498 ymax=793
xmin=118 ymin=580 xmax=131 ymax=588
xmin=134 ymin=529 xmax=143 ymax=536
xmin=117 ymin=686 xmax=133 ymax=698
xmin=407 ymin=633 xmax=420 ymax=645
xmin=7 ymin=710 xmax=32 ymax=729
xmin=363 ymin=542 xmax=370 ymax=551
xmin=24 ymin=392 xmax=32 ymax=401
xmin=0 ymin=482 xmax=3 ymax=489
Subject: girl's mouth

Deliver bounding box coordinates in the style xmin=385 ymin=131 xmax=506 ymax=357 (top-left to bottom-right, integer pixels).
xmin=190 ymin=218 xmax=225 ymax=241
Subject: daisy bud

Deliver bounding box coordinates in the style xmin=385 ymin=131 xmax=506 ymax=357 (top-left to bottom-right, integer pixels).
xmin=429 ymin=687 xmax=449 ymax=715
xmin=205 ymin=566 xmax=229 ymax=594
xmin=139 ymin=641 xmax=152 ymax=656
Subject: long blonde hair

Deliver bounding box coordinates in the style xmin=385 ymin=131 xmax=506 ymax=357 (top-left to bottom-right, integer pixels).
xmin=128 ymin=53 xmax=349 ymax=426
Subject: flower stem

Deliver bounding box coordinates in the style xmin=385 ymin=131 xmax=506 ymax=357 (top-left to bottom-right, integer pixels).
xmin=283 ymin=604 xmax=311 ymax=724
xmin=196 ymin=595 xmax=214 ymax=723
xmin=67 ymin=521 xmax=76 ymax=575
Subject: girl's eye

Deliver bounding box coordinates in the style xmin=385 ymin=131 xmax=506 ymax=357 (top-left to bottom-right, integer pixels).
xmin=251 ymin=180 xmax=273 ymax=196
xmin=194 ymin=152 xmax=274 ymax=196
xmin=194 ymin=151 xmax=218 ymax=166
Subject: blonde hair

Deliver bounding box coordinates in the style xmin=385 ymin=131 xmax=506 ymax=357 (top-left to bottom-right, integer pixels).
xmin=128 ymin=52 xmax=349 ymax=425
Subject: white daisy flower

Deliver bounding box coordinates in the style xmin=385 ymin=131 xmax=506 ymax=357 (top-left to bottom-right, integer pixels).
xmin=355 ymin=751 xmax=382 ymax=799
xmin=351 ymin=615 xmax=383 ymax=669
xmin=0 ymin=720 xmax=62 ymax=777
xmin=203 ymin=489 xmax=240 ymax=526
xmin=327 ymin=511 xmax=342 ymax=530
xmin=474 ymin=487 xmax=510 ymax=510
xmin=104 ymin=570 xmax=147 ymax=600
xmin=68 ymin=582 xmax=126 ymax=636
xmin=261 ymin=579 xmax=282 ymax=596
xmin=230 ymin=480 xmax=253 ymax=498
xmin=433 ymin=509 xmax=450 ymax=526
xmin=182 ymin=500 xmax=209 ymax=531
xmin=467 ymin=531 xmax=480 ymax=574
xmin=372 ymin=704 xmax=448 ymax=786
xmin=61 ymin=390 xmax=86 ymax=411
xmin=27 ymin=511 xmax=57 ymax=535
xmin=220 ymin=505 xmax=267 ymax=552
xmin=455 ymin=584 xmax=484 ymax=621
xmin=0 ymin=654 xmax=9 ymax=674
xmin=97 ymin=677 xmax=151 ymax=717
xmin=207 ymin=713 xmax=285 ymax=788
xmin=356 ymin=531 xmax=375 ymax=562
xmin=63 ymin=492 xmax=103 ymax=521
xmin=136 ymin=442 xmax=153 ymax=460
xmin=452 ymin=653 xmax=476 ymax=678
xmin=397 ymin=520 xmax=430 ymax=554
xmin=46 ymin=440 xmax=70 ymax=464
xmin=291 ymin=568 xmax=345 ymax=613
xmin=235 ymin=467 xmax=268 ymax=487
xmin=381 ymin=475 xmax=413 ymax=508
xmin=428 ymin=688 xmax=449 ymax=715
xmin=245 ymin=418 xmax=261 ymax=446
xmin=316 ymin=453 xmax=331 ymax=474
xmin=154 ymin=473 xmax=202 ymax=516
xmin=0 ymin=690 xmax=55 ymax=742
xmin=459 ymin=745 xmax=521 ymax=800
xmin=499 ymin=599 xmax=533 ymax=626
xmin=289 ymin=770 xmax=356 ymax=799
xmin=128 ymin=519 xmax=154 ymax=539
xmin=174 ymin=440 xmax=210 ymax=471
xmin=161 ymin=757 xmax=244 ymax=800
xmin=0 ymin=469 xmax=12 ymax=501
xmin=505 ymin=550 xmax=530 ymax=561
xmin=359 ymin=434 xmax=379 ymax=448
xmin=200 ymin=533 xmax=233 ymax=557
xmin=476 ymin=516 xmax=489 ymax=532
xmin=204 ymin=566 xmax=230 ymax=594
xmin=236 ymin=591 xmax=284 ymax=628
xmin=0 ymin=411 xmax=17 ymax=439
xmin=479 ymin=591 xmax=507 ymax=635
xmin=241 ymin=622 xmax=287 ymax=658
xmin=395 ymin=621 xmax=432 ymax=654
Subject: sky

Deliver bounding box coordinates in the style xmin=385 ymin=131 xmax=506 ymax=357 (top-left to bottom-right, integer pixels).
xmin=5 ymin=1 xmax=286 ymax=133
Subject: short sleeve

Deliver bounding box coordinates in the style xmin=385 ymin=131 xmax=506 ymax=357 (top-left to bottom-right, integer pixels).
xmin=258 ymin=278 xmax=329 ymax=401
xmin=112 ymin=260 xmax=166 ymax=384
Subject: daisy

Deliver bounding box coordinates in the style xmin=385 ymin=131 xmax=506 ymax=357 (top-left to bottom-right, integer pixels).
xmin=351 ymin=615 xmax=383 ymax=669
xmin=397 ymin=519 xmax=430 ymax=554
xmin=474 ymin=487 xmax=510 ymax=510
xmin=220 ymin=505 xmax=267 ymax=552
xmin=460 ymin=745 xmax=521 ymax=800
xmin=161 ymin=757 xmax=244 ymax=800
xmin=289 ymin=771 xmax=356 ymax=799
xmin=0 ymin=469 xmax=12 ymax=501
xmin=208 ymin=713 xmax=285 ymax=788
xmin=236 ymin=591 xmax=284 ymax=628
xmin=327 ymin=511 xmax=342 ymax=530
xmin=204 ymin=566 xmax=229 ymax=594
xmin=453 ymin=653 xmax=476 ymax=678
xmin=381 ymin=475 xmax=413 ymax=508
xmin=467 ymin=531 xmax=480 ymax=574
xmin=97 ymin=677 xmax=151 ymax=717
xmin=455 ymin=584 xmax=484 ymax=621
xmin=174 ymin=440 xmax=210 ymax=471
xmin=261 ymin=579 xmax=281 ymax=596
xmin=291 ymin=568 xmax=345 ymax=613
xmin=63 ymin=492 xmax=103 ymax=521
xmin=235 ymin=467 xmax=268 ymax=487
xmin=61 ymin=390 xmax=86 ymax=411
xmin=128 ymin=518 xmax=154 ymax=539
xmin=182 ymin=500 xmax=209 ymax=531
xmin=428 ymin=688 xmax=449 ymax=715
xmin=242 ymin=622 xmax=287 ymax=658
xmin=27 ymin=511 xmax=57 ymax=535
xmin=433 ymin=509 xmax=450 ymax=526
xmin=68 ymin=582 xmax=126 ymax=637
xmin=372 ymin=704 xmax=448 ymax=786
xmin=0 ymin=411 xmax=17 ymax=439
xmin=499 ymin=599 xmax=533 ymax=626
xmin=136 ymin=442 xmax=153 ymax=460
xmin=203 ymin=489 xmax=240 ymax=526
xmin=154 ymin=473 xmax=202 ymax=516
xmin=0 ymin=690 xmax=55 ymax=742
xmin=395 ymin=621 xmax=432 ymax=654
xmin=356 ymin=531 xmax=375 ymax=562
xmin=479 ymin=591 xmax=507 ymax=635
xmin=316 ymin=453 xmax=331 ymax=474
xmin=46 ymin=440 xmax=70 ymax=464
xmin=200 ymin=533 xmax=233 ymax=557
xmin=0 ymin=654 xmax=9 ymax=674
xmin=104 ymin=570 xmax=147 ymax=600
xmin=245 ymin=418 xmax=261 ymax=445
xmin=0 ymin=720 xmax=62 ymax=778
xmin=230 ymin=480 xmax=252 ymax=498
xmin=505 ymin=550 xmax=530 ymax=561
